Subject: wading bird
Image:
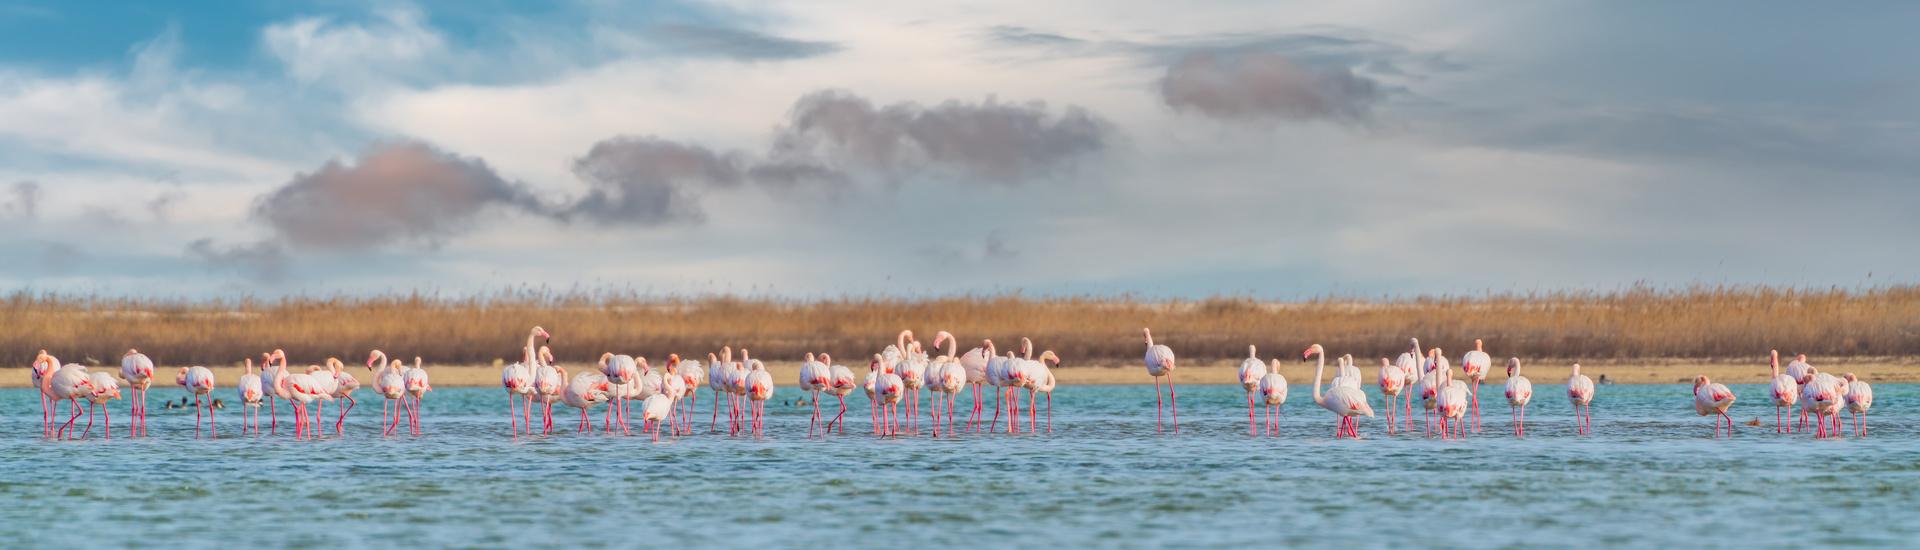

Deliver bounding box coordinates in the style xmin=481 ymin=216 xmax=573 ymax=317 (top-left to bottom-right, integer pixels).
xmin=1693 ymin=375 xmax=1736 ymax=438
xmin=120 ymin=349 xmax=155 ymax=437
xmin=1310 ymin=344 xmax=1372 ymax=438
xmin=1503 ymin=358 xmax=1532 ymax=437
xmin=1568 ymin=363 xmax=1595 ymax=436
xmin=1257 ymin=359 xmax=1287 ymax=436
xmin=1142 ymin=328 xmax=1178 ymax=433
xmin=1238 ymin=345 xmax=1266 ymax=436
xmin=1767 ymin=350 xmax=1798 ymax=433
xmin=1843 ymin=373 xmax=1872 ymax=437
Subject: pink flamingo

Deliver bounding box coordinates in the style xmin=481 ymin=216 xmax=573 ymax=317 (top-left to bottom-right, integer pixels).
xmin=959 ymin=339 xmax=993 ymax=431
xmin=1377 ymin=357 xmax=1406 ymax=434
xmin=1767 ymin=350 xmax=1798 ymax=433
xmin=744 ymin=358 xmax=773 ymax=436
xmin=323 ymin=357 xmax=361 ymax=435
xmin=1693 ymin=375 xmax=1737 ymax=438
xmin=31 ymin=351 xmax=61 ymax=437
xmin=272 ymin=363 xmax=323 ymax=440
xmin=799 ymin=352 xmax=831 ymax=437
xmin=1460 ymin=339 xmax=1491 ymax=433
xmin=870 ymin=354 xmax=904 ymax=436
xmin=1142 ymin=328 xmax=1178 ymax=433
xmin=1503 ymin=358 xmax=1532 ymax=437
xmin=1567 ymin=363 xmax=1594 ymax=435
xmin=823 ymin=357 xmax=858 ymax=434
xmin=238 ymin=358 xmax=265 ymax=435
xmin=928 ymin=332 xmax=966 ymax=436
xmin=1395 ymin=338 xmax=1421 ymax=433
xmin=503 ymin=327 xmax=548 ymax=435
xmin=1237 ymin=345 xmax=1266 ymax=436
xmin=120 ymin=349 xmax=155 ymax=437
xmin=1843 ymin=373 xmax=1872 ymax=437
xmin=81 ymin=371 xmax=121 ymax=439
xmin=1309 ymin=344 xmax=1372 ymax=438
xmin=183 ymin=365 xmax=216 ymax=437
xmin=1256 ymin=359 xmax=1287 ymax=436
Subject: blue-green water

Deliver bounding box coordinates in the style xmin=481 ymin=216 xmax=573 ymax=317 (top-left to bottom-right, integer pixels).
xmin=2 ymin=383 xmax=1913 ymax=548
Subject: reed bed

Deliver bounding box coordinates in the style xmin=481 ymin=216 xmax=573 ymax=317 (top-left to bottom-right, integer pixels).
xmin=4 ymin=284 xmax=1919 ymax=367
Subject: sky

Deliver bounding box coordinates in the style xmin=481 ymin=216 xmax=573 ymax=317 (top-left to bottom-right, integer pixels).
xmin=1 ymin=1 xmax=1916 ymax=299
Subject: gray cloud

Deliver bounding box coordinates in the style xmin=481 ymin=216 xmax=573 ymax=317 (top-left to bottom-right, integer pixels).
xmin=36 ymin=241 xmax=87 ymax=275
xmin=646 ymin=24 xmax=840 ymax=61
xmin=186 ymin=238 xmax=290 ymax=282
xmin=767 ymin=90 xmax=1110 ymax=183
xmin=254 ymin=141 xmax=548 ymax=250
xmin=984 ymin=229 xmax=1018 ymax=259
xmin=565 ymin=136 xmax=745 ymax=225
xmin=147 ymin=190 xmax=186 ymax=221
xmin=4 ymin=181 xmax=41 ymax=217
xmin=1159 ymin=50 xmax=1381 ymax=125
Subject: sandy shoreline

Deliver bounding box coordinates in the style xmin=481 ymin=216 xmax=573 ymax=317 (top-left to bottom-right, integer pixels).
xmin=6 ymin=358 xmax=1915 ymax=388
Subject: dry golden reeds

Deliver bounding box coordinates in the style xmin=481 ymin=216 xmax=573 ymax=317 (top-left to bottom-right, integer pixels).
xmin=4 ymin=284 xmax=1917 ymax=367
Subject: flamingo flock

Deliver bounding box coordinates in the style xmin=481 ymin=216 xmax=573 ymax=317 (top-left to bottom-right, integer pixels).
xmin=17 ymin=330 xmax=1886 ymax=442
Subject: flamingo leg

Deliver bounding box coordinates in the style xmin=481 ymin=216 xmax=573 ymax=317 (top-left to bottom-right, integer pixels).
xmin=1168 ymin=373 xmax=1180 ymax=433
xmin=336 ymin=395 xmax=356 ymax=435
xmin=1153 ymin=377 xmax=1163 ymax=433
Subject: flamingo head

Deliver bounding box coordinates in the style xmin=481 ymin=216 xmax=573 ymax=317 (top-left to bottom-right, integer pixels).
xmin=819 ymin=353 xmax=832 ymax=366
xmin=1506 ymin=357 xmax=1521 ymax=377
xmin=123 ymin=348 xmax=139 ymax=358
xmin=1796 ymin=354 xmax=1807 ymax=363
xmin=668 ymin=354 xmax=681 ymax=368
xmin=1844 ymin=373 xmax=1858 ymax=383
xmin=1141 ymin=328 xmax=1151 ymax=346
xmin=636 ymin=356 xmax=651 ymax=373
xmin=1769 ymin=349 xmax=1779 ymax=367
xmin=1693 ymin=375 xmax=1709 ymax=390
xmin=1301 ymin=344 xmax=1322 ymax=360
xmin=533 ymin=326 xmax=551 ymax=342
xmin=933 ymin=331 xmax=952 ymax=352
xmin=538 ymin=346 xmax=555 ymax=365
xmin=1474 ymin=338 xmax=1484 ymax=352
xmin=1039 ymin=350 xmax=1060 ymax=367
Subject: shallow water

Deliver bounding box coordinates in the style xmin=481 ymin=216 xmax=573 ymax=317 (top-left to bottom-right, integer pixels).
xmin=2 ymin=382 xmax=1912 ymax=548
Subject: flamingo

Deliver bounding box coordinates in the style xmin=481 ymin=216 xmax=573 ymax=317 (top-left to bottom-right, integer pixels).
xmin=1256 ymin=359 xmax=1288 ymax=436
xmin=1416 ymin=349 xmax=1443 ymax=437
xmin=1503 ymin=358 xmax=1532 ymax=437
xmin=823 ymin=357 xmax=858 ymax=434
xmin=1395 ymin=338 xmax=1421 ymax=432
xmin=986 ymin=346 xmax=1019 ymax=433
xmin=897 ymin=332 xmax=929 ymax=433
xmin=47 ymin=360 xmax=94 ymax=439
xmin=533 ymin=349 xmax=565 ymax=435
xmin=1568 ymin=363 xmax=1595 ymax=436
xmin=238 ymin=358 xmax=264 ymax=435
xmin=503 ymin=327 xmax=548 ymax=435
xmin=929 ymin=331 xmax=966 ymax=436
xmin=799 ymin=352 xmax=831 ymax=437
xmin=402 ymin=356 xmax=430 ymax=435
xmin=599 ymin=353 xmax=639 ymax=435
xmin=120 ymin=349 xmax=155 ymax=437
xmin=1377 ymin=357 xmax=1406 ymax=434
xmin=322 ymin=358 xmax=361 ymax=435
xmin=677 ymin=357 xmax=705 ymax=435
xmin=1461 ymin=339 xmax=1492 ymax=433
xmin=707 ymin=350 xmax=734 ymax=432
xmin=1020 ymin=350 xmax=1060 ymax=433
xmin=871 ymin=354 xmax=905 ymax=436
xmin=367 ymin=351 xmax=406 ymax=435
xmin=1803 ymin=370 xmax=1846 ymax=438
xmin=1309 ymin=344 xmax=1372 ymax=438
xmin=959 ymin=339 xmax=993 ymax=431
xmin=1334 ymin=354 xmax=1362 ymax=389
xmin=272 ymin=363 xmax=323 ymax=440
xmin=1767 ymin=350 xmax=1799 ymax=433
xmin=183 ymin=365 xmax=216 ymax=437
xmin=1693 ymin=375 xmax=1736 ymax=438
xmin=1237 ymin=345 xmax=1266 ymax=436
xmin=638 ymin=394 xmax=674 ymax=442
xmin=303 ymin=362 xmax=340 ymax=433
xmin=744 ymin=358 xmax=773 ymax=436
xmin=1434 ymin=352 xmax=1469 ymax=440
xmin=263 ymin=350 xmax=291 ymax=435
xmin=1142 ymin=328 xmax=1178 ymax=433
xmin=31 ymin=351 xmax=63 ymax=437
xmin=1843 ymin=373 xmax=1872 ymax=437
xmin=82 ymin=371 xmax=121 ymax=439
xmin=561 ymin=366 xmax=610 ymax=432
xmin=1786 ymin=354 xmax=1815 ymax=431
xmin=660 ymin=356 xmax=689 ymax=435
xmin=724 ymin=350 xmax=751 ymax=435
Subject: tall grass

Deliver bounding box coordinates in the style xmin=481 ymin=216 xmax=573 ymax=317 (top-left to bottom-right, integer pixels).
xmin=6 ymin=284 xmax=1918 ymax=367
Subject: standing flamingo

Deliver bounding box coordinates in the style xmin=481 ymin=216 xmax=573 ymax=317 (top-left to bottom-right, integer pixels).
xmin=823 ymin=357 xmax=858 ymax=434
xmin=1020 ymin=350 xmax=1060 ymax=433
xmin=871 ymin=354 xmax=904 ymax=436
xmin=1803 ymin=370 xmax=1847 ymax=438
xmin=120 ymin=349 xmax=155 ymax=437
xmin=367 ymin=352 xmax=405 ymax=435
xmin=707 ymin=350 xmax=735 ymax=433
xmin=322 ymin=358 xmax=361 ymax=435
xmin=534 ymin=351 xmax=565 ymax=435
xmin=82 ymin=371 xmax=121 ymax=439
xmin=744 ymin=358 xmax=773 ymax=436
xmin=929 ymin=331 xmax=966 ymax=436
xmin=1142 ymin=328 xmax=1178 ymax=433
xmin=47 ymin=360 xmax=94 ymax=439
xmin=1376 ymin=358 xmax=1406 ymax=434
xmin=561 ymin=366 xmax=610 ymax=432
xmin=986 ymin=347 xmax=1018 ymax=433
xmin=1460 ymin=339 xmax=1492 ymax=433
xmin=1568 ymin=363 xmax=1595 ymax=436
xmin=183 ymin=365 xmax=216 ymax=438
xmin=402 ymin=357 xmax=429 ymax=435
xmin=1786 ymin=354 xmax=1815 ymax=431
xmin=261 ymin=350 xmax=288 ymax=434
xmin=724 ymin=350 xmax=751 ymax=435
xmin=1395 ymin=338 xmax=1421 ymax=432
xmin=898 ymin=334 xmax=929 ymax=434
xmin=638 ymin=393 xmax=674 ymax=442
xmin=1256 ymin=359 xmax=1288 ymax=436
xmin=1503 ymin=358 xmax=1532 ymax=437
xmin=599 ymin=353 xmax=639 ymax=435
xmin=660 ymin=356 xmax=689 ymax=435
xmin=677 ymin=357 xmax=705 ymax=434
xmin=1416 ymin=349 xmax=1443 ymax=437
xmin=799 ymin=352 xmax=831 ymax=437
xmin=503 ymin=327 xmax=548 ymax=435
xmin=272 ymin=363 xmax=323 ymax=440
xmin=1309 ymin=344 xmax=1372 ymax=438
xmin=1767 ymin=350 xmax=1798 ymax=433
xmin=1843 ymin=373 xmax=1872 ymax=437
xmin=238 ymin=358 xmax=264 ymax=435
xmin=959 ymin=339 xmax=993 ymax=431
xmin=1238 ymin=345 xmax=1266 ymax=436
xmin=31 ymin=351 xmax=62 ymax=437
xmin=1434 ymin=352 xmax=1469 ymax=440
xmin=1693 ymin=375 xmax=1736 ymax=438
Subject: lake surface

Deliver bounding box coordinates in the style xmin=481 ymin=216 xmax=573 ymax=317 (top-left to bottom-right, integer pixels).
xmin=2 ymin=382 xmax=1913 ymax=548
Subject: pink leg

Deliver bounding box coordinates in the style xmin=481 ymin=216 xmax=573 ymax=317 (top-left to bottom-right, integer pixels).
xmin=1153 ymin=377 xmax=1163 ymax=433
xmin=1168 ymin=374 xmax=1180 ymax=433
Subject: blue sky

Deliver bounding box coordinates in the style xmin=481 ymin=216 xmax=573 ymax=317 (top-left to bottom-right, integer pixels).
xmin=1 ymin=1 xmax=1915 ymax=299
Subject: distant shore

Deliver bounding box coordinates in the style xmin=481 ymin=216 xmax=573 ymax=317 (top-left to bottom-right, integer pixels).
xmin=7 ymin=358 xmax=1914 ymax=388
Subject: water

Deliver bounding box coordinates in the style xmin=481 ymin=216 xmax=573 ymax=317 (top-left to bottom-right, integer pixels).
xmin=2 ymin=383 xmax=1913 ymax=548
